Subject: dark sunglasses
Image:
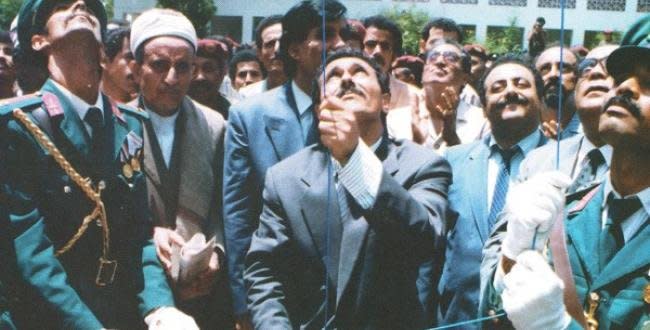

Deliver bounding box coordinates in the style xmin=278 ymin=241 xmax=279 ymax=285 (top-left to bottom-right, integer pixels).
xmin=578 ymin=57 xmax=608 ymax=76
xmin=427 ymin=50 xmax=461 ymax=63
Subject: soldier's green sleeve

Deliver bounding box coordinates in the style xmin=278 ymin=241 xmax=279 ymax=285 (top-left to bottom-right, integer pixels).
xmin=1 ymin=119 xmax=103 ymax=329
xmin=137 ymin=239 xmax=176 ymax=316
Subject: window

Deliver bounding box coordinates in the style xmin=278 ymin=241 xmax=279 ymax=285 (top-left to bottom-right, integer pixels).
xmin=584 ymin=30 xmax=622 ymax=49
xmin=639 ymin=0 xmax=650 ymax=11
xmin=544 ymin=29 xmax=573 ymax=46
xmin=489 ymin=0 xmax=527 ymax=6
xmin=587 ymin=0 xmax=626 ymax=11
xmin=441 ymin=0 xmax=478 ymax=4
xmin=460 ymin=24 xmax=477 ymax=43
xmin=212 ymin=16 xmax=243 ymax=43
xmin=538 ymin=0 xmax=576 ymax=8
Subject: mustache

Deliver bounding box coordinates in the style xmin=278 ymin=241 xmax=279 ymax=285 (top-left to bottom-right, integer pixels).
xmin=603 ymin=95 xmax=641 ymax=118
xmin=335 ymin=83 xmax=364 ymax=98
xmin=495 ymin=93 xmax=529 ymax=110
xmin=372 ymin=54 xmax=385 ymax=66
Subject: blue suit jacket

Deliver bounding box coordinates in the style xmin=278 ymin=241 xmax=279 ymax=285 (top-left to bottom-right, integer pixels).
xmin=223 ymin=82 xmax=310 ymax=315
xmin=438 ymin=134 xmax=545 ymax=326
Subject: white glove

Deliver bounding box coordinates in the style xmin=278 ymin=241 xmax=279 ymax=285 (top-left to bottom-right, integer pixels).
xmin=501 ymin=171 xmax=572 ymax=260
xmin=502 ymin=251 xmax=572 ymax=330
xmin=145 ymin=307 xmax=199 ymax=330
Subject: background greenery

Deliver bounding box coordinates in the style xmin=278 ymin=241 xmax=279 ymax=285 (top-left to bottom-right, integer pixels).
xmin=157 ymin=0 xmax=217 ymax=37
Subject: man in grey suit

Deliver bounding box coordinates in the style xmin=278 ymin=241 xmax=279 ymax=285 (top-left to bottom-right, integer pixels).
xmin=245 ymin=49 xmax=451 ymax=329
xmin=437 ymin=55 xmax=547 ymax=327
xmin=223 ymin=1 xmax=347 ymax=328
xmin=518 ymin=44 xmax=618 ymax=193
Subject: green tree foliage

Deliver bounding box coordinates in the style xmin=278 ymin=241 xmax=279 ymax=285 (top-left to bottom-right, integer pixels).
xmin=157 ymin=0 xmax=216 ymax=37
xmin=485 ymin=17 xmax=524 ymax=55
xmin=381 ymin=6 xmax=430 ymax=56
xmin=0 ymin=0 xmax=22 ymax=30
xmin=104 ymin=0 xmax=114 ymax=20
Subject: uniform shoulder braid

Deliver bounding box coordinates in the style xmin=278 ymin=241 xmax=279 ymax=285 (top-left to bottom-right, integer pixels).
xmin=0 ymin=93 xmax=44 ymax=117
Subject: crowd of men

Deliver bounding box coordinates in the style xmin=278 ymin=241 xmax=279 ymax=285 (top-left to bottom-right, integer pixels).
xmin=0 ymin=0 xmax=648 ymax=329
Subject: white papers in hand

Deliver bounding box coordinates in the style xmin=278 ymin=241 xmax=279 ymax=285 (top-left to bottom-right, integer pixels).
xmin=170 ymin=233 xmax=216 ymax=284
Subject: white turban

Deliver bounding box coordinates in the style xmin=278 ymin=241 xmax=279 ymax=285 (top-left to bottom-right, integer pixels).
xmin=130 ymin=8 xmax=198 ymax=53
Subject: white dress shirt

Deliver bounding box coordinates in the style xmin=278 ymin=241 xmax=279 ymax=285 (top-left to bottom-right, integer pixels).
xmin=146 ymin=108 xmax=180 ymax=168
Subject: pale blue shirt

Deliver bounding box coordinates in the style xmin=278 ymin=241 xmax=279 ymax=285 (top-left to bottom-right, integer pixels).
xmin=487 ymin=130 xmax=543 ymax=210
xmin=333 ymin=138 xmax=384 ymax=210
xmin=602 ymin=176 xmax=650 ymax=242
xmin=291 ymin=80 xmax=314 ymax=144
xmin=51 ymin=80 xmax=103 ymax=136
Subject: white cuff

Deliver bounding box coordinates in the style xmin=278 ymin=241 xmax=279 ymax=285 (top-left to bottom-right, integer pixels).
xmin=334 ymin=139 xmax=383 ymax=210
xmin=494 ymin=259 xmax=506 ymax=294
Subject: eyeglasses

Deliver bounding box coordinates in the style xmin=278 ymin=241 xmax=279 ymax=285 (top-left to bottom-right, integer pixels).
xmin=427 ymin=50 xmax=461 ymax=63
xmin=578 ymin=57 xmax=608 ymax=77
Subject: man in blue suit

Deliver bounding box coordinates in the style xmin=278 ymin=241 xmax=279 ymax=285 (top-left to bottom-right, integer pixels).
xmin=223 ymin=1 xmax=347 ymax=328
xmin=482 ymin=15 xmax=650 ymax=329
xmin=437 ymin=54 xmax=547 ymax=326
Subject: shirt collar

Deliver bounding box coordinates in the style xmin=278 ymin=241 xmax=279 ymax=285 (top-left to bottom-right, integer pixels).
xmin=369 ymin=136 xmax=383 ymax=152
xmin=51 ymin=80 xmax=103 ymax=122
xmin=581 ymin=136 xmax=613 ymax=168
xmin=291 ymin=80 xmax=312 ymax=116
xmin=488 ymin=129 xmax=541 ymax=155
xmin=603 ymin=175 xmax=650 ymax=218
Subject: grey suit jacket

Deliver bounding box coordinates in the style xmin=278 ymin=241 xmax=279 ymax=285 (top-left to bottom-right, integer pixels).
xmin=138 ymin=96 xmax=226 ymax=244
xmin=245 ymin=138 xmax=451 ymax=329
xmin=517 ymin=134 xmax=587 ymax=182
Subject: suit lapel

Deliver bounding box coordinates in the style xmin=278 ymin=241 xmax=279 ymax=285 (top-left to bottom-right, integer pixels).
xmin=566 ymin=187 xmax=603 ymax=279
xmin=336 ymin=137 xmax=394 ymax=305
xmin=176 ymin=98 xmax=213 ymax=223
xmin=468 ymin=141 xmax=490 ymax=243
xmin=593 ymin=219 xmax=650 ymax=290
xmin=109 ymin=96 xmax=130 ymax=163
xmin=299 ymin=147 xmax=341 ymax=287
xmin=264 ymin=82 xmax=305 ymax=161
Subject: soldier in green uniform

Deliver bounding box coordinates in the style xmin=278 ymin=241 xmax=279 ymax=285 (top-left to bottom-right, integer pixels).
xmin=480 ymin=14 xmax=650 ymax=330
xmin=0 ymin=0 xmax=198 ymax=328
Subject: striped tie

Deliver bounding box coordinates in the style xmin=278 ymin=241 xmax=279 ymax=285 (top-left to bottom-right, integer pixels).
xmin=487 ymin=146 xmax=520 ymax=230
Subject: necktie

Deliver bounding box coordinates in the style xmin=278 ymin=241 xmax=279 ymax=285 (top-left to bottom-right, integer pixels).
xmin=84 ymin=107 xmax=105 ymax=175
xmin=487 ymin=146 xmax=520 ymax=229
xmin=568 ymin=149 xmax=606 ymax=193
xmin=598 ymin=196 xmax=641 ymax=271
xmin=304 ymin=106 xmax=319 ymax=146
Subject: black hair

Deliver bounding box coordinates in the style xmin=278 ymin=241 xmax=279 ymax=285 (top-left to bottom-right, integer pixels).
xmin=425 ymin=39 xmax=472 ymax=75
xmin=311 ymin=48 xmax=390 ymax=105
xmin=0 ymin=30 xmax=11 ymax=45
xmin=536 ymin=17 xmax=546 ymax=26
xmin=228 ymin=49 xmax=265 ymax=82
xmin=421 ymin=18 xmax=464 ymax=44
xmin=255 ymin=15 xmax=283 ymax=49
xmin=478 ymin=53 xmax=544 ymax=107
xmin=103 ymin=28 xmax=130 ymax=61
xmin=280 ymin=0 xmax=347 ymax=78
xmin=362 ymin=15 xmax=403 ymax=57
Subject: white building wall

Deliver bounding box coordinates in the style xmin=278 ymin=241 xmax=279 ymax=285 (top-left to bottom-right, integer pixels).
xmin=114 ymin=0 xmax=645 ymax=45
